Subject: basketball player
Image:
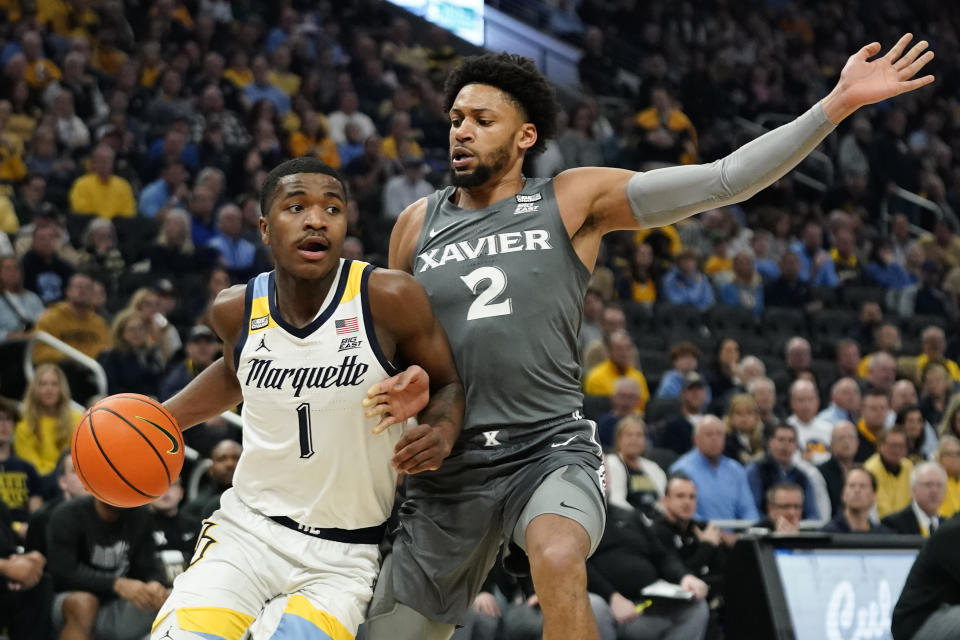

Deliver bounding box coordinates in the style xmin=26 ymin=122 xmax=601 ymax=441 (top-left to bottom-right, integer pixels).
xmin=149 ymin=157 xmax=464 ymax=639
xmin=363 ymin=35 xmax=935 ymax=640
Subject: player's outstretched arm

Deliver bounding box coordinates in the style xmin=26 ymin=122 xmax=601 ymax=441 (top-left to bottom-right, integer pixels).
xmin=163 ymin=285 xmax=245 ymax=430
xmin=556 ymin=33 xmax=935 ymax=241
xmin=367 ymin=268 xmax=464 ymax=474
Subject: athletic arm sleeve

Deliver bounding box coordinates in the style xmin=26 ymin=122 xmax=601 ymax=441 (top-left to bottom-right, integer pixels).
xmin=627 ymin=103 xmax=835 ymax=228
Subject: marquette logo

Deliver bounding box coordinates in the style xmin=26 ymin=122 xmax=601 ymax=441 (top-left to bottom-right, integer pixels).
xmin=134 ymin=415 xmax=180 ymax=454
xmin=244 ymin=355 xmax=369 ymax=397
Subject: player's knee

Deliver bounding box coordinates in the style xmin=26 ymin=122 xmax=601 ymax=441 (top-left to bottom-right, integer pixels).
xmin=61 ymin=591 xmax=99 ymax=629
xmin=529 ymin=540 xmax=586 ymax=578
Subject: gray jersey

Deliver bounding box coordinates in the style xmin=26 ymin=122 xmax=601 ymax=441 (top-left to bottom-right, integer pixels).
xmin=413 ymin=177 xmax=589 ymax=432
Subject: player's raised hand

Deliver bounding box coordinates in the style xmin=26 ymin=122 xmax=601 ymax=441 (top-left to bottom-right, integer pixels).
xmin=390 ymin=422 xmax=452 ymax=474
xmin=823 ymin=33 xmax=934 ymax=123
xmin=363 ymin=365 xmax=430 ymax=434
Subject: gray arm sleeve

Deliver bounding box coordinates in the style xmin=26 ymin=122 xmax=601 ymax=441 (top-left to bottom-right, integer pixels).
xmin=626 ymin=101 xmax=836 ymax=228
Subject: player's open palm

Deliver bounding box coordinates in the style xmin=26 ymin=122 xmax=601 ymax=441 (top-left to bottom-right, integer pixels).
xmin=838 ymin=34 xmax=934 ymax=109
xmin=363 ymin=365 xmax=430 ymax=434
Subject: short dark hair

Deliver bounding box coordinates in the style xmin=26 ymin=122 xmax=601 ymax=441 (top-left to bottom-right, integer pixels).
xmin=665 ymin=471 xmax=695 ymax=495
xmin=0 ymin=397 xmax=20 ymax=422
xmin=766 ymin=481 xmax=803 ymax=507
xmin=846 ymin=465 xmax=878 ymax=493
xmin=443 ymin=53 xmax=559 ymax=156
xmin=259 ymin=157 xmax=347 ymax=215
xmin=879 ymin=424 xmax=907 ymax=446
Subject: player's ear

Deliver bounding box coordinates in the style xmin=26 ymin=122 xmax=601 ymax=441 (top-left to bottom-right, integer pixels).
xmin=259 ymin=215 xmax=270 ymax=246
xmin=517 ymin=123 xmax=537 ymax=152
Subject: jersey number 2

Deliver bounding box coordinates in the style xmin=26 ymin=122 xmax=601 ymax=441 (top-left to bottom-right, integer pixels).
xmin=461 ymin=266 xmax=512 ymax=320
xmin=296 ymin=403 xmax=314 ymax=458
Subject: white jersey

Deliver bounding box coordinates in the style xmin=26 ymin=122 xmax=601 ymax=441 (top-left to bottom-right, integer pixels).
xmin=232 ymin=259 xmax=400 ymax=530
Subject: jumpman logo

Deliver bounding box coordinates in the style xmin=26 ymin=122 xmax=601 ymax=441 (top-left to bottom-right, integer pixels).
xmin=159 ymin=630 xmax=175 ymax=640
xmin=256 ymin=336 xmax=271 ymax=352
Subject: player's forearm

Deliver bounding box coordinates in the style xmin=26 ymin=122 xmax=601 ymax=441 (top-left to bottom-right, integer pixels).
xmin=626 ymin=102 xmax=835 ymax=228
xmin=163 ymin=357 xmax=242 ymax=430
xmin=421 ymin=380 xmax=464 ymax=449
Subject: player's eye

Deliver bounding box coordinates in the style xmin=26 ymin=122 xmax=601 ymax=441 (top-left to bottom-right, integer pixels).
xmin=477 ymin=120 xmax=491 ymax=126
xmin=326 ymin=206 xmax=340 ymax=214
xmin=287 ymin=203 xmax=303 ymax=213
xmin=450 ymin=119 xmax=461 ymax=127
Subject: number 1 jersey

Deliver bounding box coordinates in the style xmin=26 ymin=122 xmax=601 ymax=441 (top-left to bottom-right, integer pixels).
xmin=232 ymin=259 xmax=400 ymax=529
xmin=412 ymin=177 xmax=590 ymax=433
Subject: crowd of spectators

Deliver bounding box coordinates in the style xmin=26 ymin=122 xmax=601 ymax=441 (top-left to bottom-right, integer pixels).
xmin=0 ymin=0 xmax=958 ymax=638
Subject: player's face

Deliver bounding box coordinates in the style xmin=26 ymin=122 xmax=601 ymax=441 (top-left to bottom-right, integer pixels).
xmin=262 ymin=173 xmax=347 ymax=280
xmin=448 ymin=83 xmax=534 ymax=188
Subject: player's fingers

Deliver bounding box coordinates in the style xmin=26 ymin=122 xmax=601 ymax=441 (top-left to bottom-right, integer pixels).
xmin=361 ymin=393 xmax=388 ymax=408
xmin=899 ymin=74 xmax=935 ymax=94
xmin=399 ymin=450 xmax=443 ymax=474
xmin=371 ymin=416 xmax=401 ymax=435
xmin=391 ymin=432 xmax=437 ymax=467
xmin=365 ymin=381 xmax=383 ymax=398
xmin=894 ymin=40 xmax=928 ymax=70
xmin=883 ymin=33 xmax=912 ymax=61
xmin=364 ymin=402 xmax=390 ymax=418
xmin=899 ymin=51 xmax=934 ymax=80
xmin=855 ymin=42 xmax=881 ymax=61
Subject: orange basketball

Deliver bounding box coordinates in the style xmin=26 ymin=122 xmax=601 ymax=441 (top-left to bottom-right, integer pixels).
xmin=71 ymin=393 xmax=184 ymax=508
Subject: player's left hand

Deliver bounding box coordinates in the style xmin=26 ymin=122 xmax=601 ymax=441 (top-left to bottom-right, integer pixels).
xmin=390 ymin=423 xmax=452 ymax=474
xmin=364 ymin=365 xmax=430 ymax=434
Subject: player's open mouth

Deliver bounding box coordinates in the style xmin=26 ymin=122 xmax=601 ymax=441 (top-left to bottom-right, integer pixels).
xmin=297 ymin=237 xmax=329 ymax=260
xmin=451 ymin=148 xmax=474 ymax=169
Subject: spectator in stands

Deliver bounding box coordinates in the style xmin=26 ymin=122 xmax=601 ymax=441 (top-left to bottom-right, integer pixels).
xmin=660 ymin=372 xmax=708 ymax=455
xmin=76 ymin=217 xmax=124 ymax=293
xmin=936 ymin=436 xmax=960 ymax=518
xmin=916 ymin=325 xmax=960 ymax=383
xmin=382 ymin=155 xmax=433 ymax=220
xmin=54 ymin=50 xmax=105 ymax=123
xmin=149 ymin=479 xmax=195 ymax=588
xmin=207 ymin=203 xmax=257 ymax=281
xmin=670 ymin=415 xmax=759 ymax=521
xmin=51 ymin=88 xmax=90 ymax=153
xmin=12 ymin=173 xmax=48 ymax=228
xmin=818 ymin=421 xmax=859 ymax=516
xmin=746 ymin=423 xmax=819 ymax=520
xmin=97 ymin=308 xmax=164 ymax=397
xmin=380 ymin=110 xmax=422 ymax=162
xmin=25 ymin=450 xmax=87 ymax=555
xmin=763 ymin=251 xmax=819 ymax=311
xmin=900 ymin=260 xmax=959 ymax=321
xmin=865 ymin=239 xmax=915 ymax=290
xmin=32 ymin=271 xmax=110 ymax=365
xmin=327 ymin=90 xmax=377 ymax=146
xmin=791 ymin=221 xmax=839 ymax=288
xmin=0 ymin=255 xmax=43 ymax=341
xmin=614 ymin=242 xmax=658 ymax=305
xmin=587 ymin=500 xmax=709 ymax=640
xmin=0 ymin=496 xmax=49 ymax=640
xmin=718 ymin=252 xmax=764 ymax=316
xmin=881 ymin=462 xmax=947 ymax=536
xmin=578 ymin=288 xmax=604 ymax=357
xmin=20 ymin=216 xmax=74 ymax=304
xmin=558 ymin=102 xmax=604 ymax=169
xmin=858 ymin=322 xmax=904 ymax=378
xmin=899 ymin=404 xmax=935 ymax=463
xmin=785 ymin=337 xmax=813 ymax=386
xmin=138 ymin=157 xmax=189 ymax=219
xmin=834 ymin=338 xmax=861 ymax=380
xmin=661 ymin=248 xmax=714 ymax=310
xmin=68 ymin=144 xmax=135 ymax=219
xmin=0 ymin=398 xmax=41 ymax=539
xmin=707 ymin=338 xmax=740 ymax=407
xmin=651 ymin=473 xmax=727 ymax=599
xmin=182 ymin=438 xmax=241 ymax=522
xmin=595 ymin=378 xmax=643 ymax=449
xmin=722 ymin=393 xmax=764 ymax=466
xmin=821 ymin=466 xmax=887 ymax=533
xmin=850 ymin=301 xmax=883 ymax=352
xmin=817 ymin=377 xmax=861 ymax=426
xmin=655 ymin=342 xmax=710 ymax=405
xmin=864 ymin=426 xmax=914 ymax=518
xmin=583 ymin=330 xmax=650 ymax=414
xmin=919 ymin=362 xmax=951 ymax=428
xmin=577 ymin=26 xmax=620 ymax=98
xmin=856 ymin=387 xmax=892 ymax=462
xmin=917 ymin=219 xmax=960 ymax=272
xmin=753 ymin=482 xmax=806 ymax=533
xmin=863 ymin=351 xmax=897 ymax=396
xmin=48 ymin=495 xmax=166 ymax=640
xmin=748 ymin=375 xmax=782 ymax=432
xmin=635 ymin=84 xmax=698 ymax=166
xmin=786 ymin=379 xmax=833 ymax=464
xmin=830 ymin=227 xmax=864 ymax=285
xmin=14 ymin=363 xmax=81 ymax=482
xmin=144 ymin=69 xmax=197 ymax=140
xmin=604 ymin=416 xmax=665 ymax=514
xmin=147 ymin=208 xmax=218 ymax=280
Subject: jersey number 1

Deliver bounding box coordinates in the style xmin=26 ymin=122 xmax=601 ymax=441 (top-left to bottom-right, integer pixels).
xmin=461 ymin=266 xmax=512 ymax=320
xmin=296 ymin=403 xmax=314 ymax=458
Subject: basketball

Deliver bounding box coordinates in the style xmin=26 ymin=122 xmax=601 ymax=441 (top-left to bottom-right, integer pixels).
xmin=71 ymin=394 xmax=184 ymax=508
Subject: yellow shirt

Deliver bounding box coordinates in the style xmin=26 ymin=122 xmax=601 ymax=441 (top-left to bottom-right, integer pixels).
xmin=24 ymin=58 xmax=62 ymax=89
xmin=915 ymin=353 xmax=960 ymax=383
xmin=704 ymin=255 xmax=733 ymax=276
xmin=33 ymin=301 xmax=111 ymax=364
xmin=583 ymin=360 xmax=650 ymax=414
xmin=289 ymin=132 xmax=341 ymax=168
xmin=381 ymin=136 xmax=423 ymax=160
xmin=635 ymin=225 xmax=683 ymax=256
xmin=268 ymin=70 xmax=301 ymax=97
xmin=864 ymin=453 xmax=913 ymax=518
xmin=0 ymin=194 xmax=17 ymax=234
xmin=635 ymin=106 xmax=698 ymax=164
xmin=224 ymin=68 xmax=253 ymax=88
xmin=631 ymin=279 xmax=656 ymax=304
xmin=14 ymin=411 xmax=83 ymax=475
xmin=940 ymin=475 xmax=960 ymax=518
xmin=69 ymin=173 xmax=136 ymax=219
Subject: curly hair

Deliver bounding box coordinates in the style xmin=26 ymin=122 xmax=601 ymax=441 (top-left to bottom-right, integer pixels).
xmin=443 ymin=53 xmax=559 ymax=156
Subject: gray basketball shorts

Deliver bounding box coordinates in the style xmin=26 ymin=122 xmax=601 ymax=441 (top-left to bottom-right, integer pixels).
xmin=369 ymin=415 xmax=606 ymax=626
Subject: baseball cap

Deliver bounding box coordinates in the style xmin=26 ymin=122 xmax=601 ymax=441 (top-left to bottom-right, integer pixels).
xmin=682 ymin=371 xmax=705 ymax=391
xmin=187 ymin=325 xmax=217 ymax=342
xmin=151 ymin=278 xmax=175 ymax=296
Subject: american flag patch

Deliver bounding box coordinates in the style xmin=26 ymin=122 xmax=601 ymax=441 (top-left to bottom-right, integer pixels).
xmin=335 ymin=317 xmax=359 ymax=334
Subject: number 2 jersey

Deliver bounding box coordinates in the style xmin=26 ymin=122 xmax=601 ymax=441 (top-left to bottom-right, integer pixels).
xmin=412 ymin=177 xmax=590 ymax=433
xmin=231 ymin=259 xmax=401 ymax=530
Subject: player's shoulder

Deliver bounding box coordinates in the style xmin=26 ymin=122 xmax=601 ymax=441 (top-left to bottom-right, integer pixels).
xmin=367 ymin=267 xmax=425 ymax=304
xmin=209 ymin=283 xmax=248 ymax=343
xmin=395 ymin=196 xmax=430 ymax=237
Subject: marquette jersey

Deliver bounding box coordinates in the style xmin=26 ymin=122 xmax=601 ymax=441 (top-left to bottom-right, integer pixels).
xmin=413 ymin=178 xmax=590 ymax=432
xmin=231 ymin=259 xmax=400 ymax=530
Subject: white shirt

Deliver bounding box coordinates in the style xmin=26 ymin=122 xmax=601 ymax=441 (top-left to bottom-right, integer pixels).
xmin=787 ymin=414 xmax=834 ymax=464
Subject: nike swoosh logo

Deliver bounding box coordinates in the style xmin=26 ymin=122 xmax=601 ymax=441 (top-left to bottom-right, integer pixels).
xmin=560 ymin=501 xmax=587 ymax=514
xmin=135 ymin=415 xmax=180 ymax=454
xmin=429 ymin=222 xmax=458 ymax=238
xmin=550 ymin=435 xmax=578 ymax=448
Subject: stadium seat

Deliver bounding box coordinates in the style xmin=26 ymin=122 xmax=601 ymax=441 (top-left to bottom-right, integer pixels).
xmin=706 ymin=305 xmax=759 ymax=337
xmin=762 ymin=306 xmax=809 ymax=338
xmin=644 ymin=396 xmax=681 ymax=425
xmin=841 ymin=285 xmax=886 ymax=312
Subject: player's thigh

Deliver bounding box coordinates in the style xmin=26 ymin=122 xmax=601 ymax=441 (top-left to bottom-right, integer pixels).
xmin=512 ymin=465 xmax=606 ymax=555
xmin=251 ymin=539 xmax=381 ymax=639
xmin=95 ymin=599 xmax=156 ymax=640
